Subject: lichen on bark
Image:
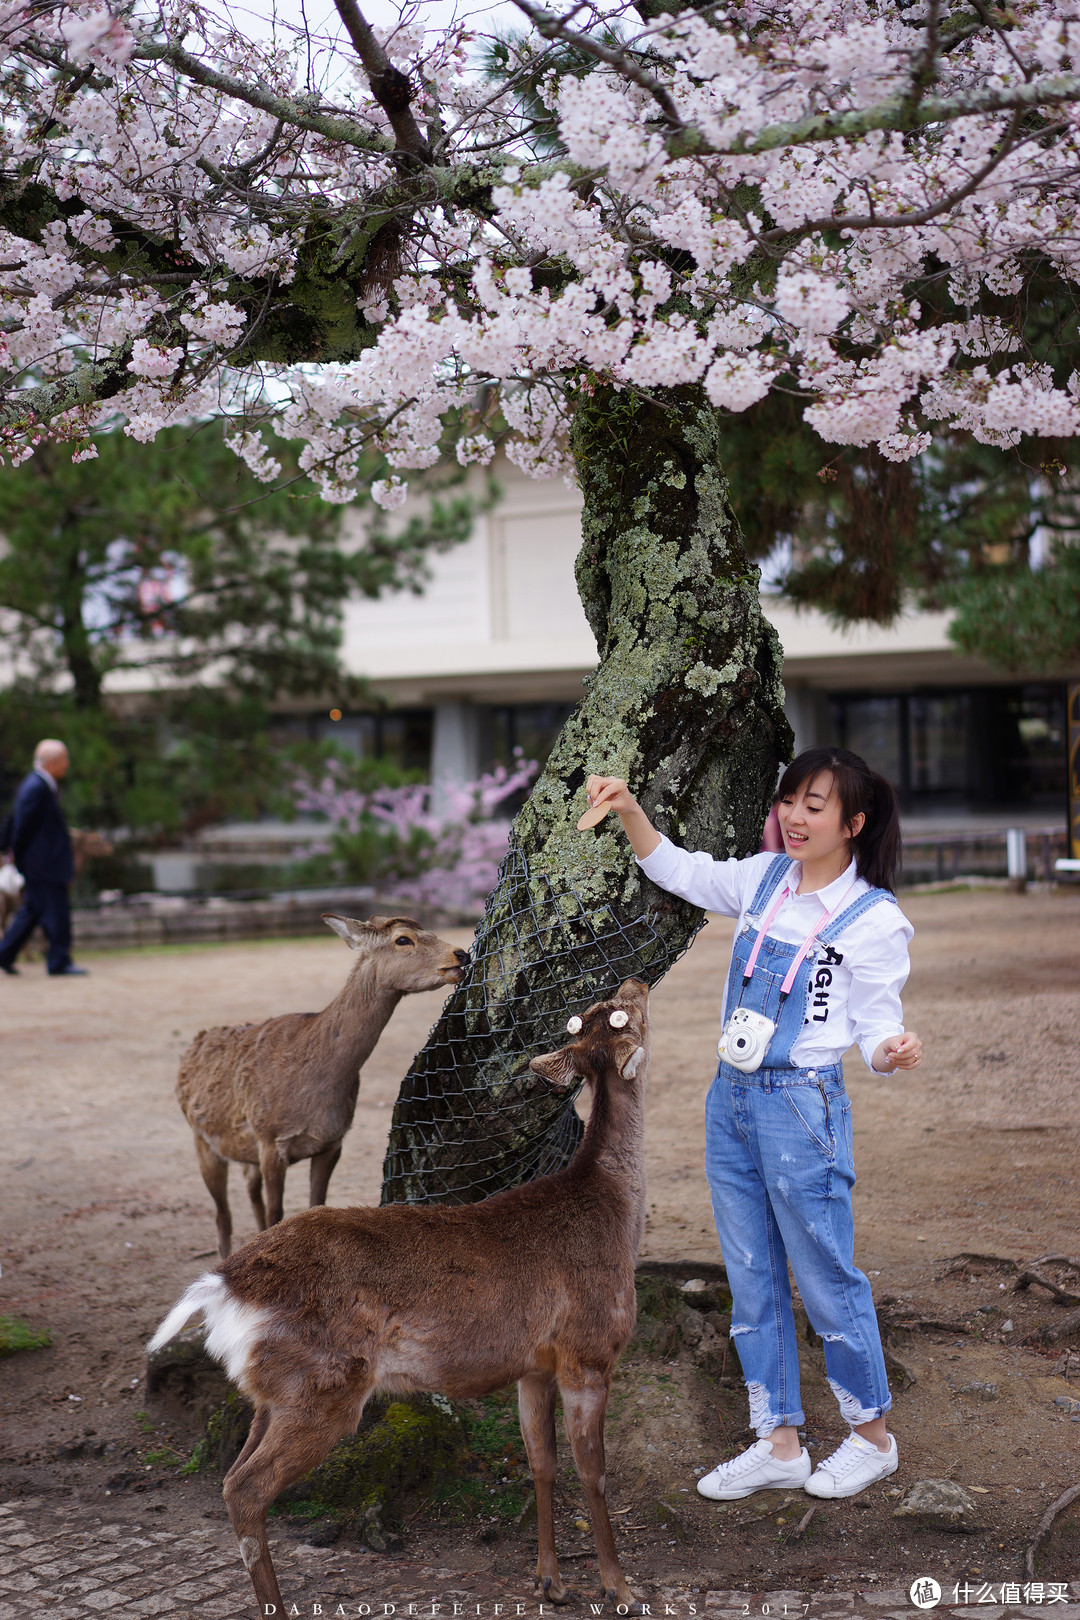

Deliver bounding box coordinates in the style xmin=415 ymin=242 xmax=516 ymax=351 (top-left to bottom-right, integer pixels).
xmin=381 ymin=384 xmax=791 ymax=1206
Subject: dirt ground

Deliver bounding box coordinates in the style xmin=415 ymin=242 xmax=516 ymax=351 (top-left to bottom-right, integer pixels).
xmin=2 ymin=884 xmax=1080 ymax=1608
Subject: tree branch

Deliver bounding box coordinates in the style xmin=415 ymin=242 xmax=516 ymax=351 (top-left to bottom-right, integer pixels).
xmin=0 ymin=345 xmax=134 ymax=434
xmin=52 ymin=272 xmax=200 ymax=309
xmin=661 ymin=72 xmax=1080 ymax=159
xmin=132 ymin=39 xmax=391 ymax=155
xmin=331 ymin=0 xmax=433 ymax=163
xmin=900 ymin=0 xmax=942 ymax=118
xmin=758 ymin=110 xmax=1027 ymax=244
xmin=965 ymin=0 xmax=1032 ymax=83
xmin=510 ymin=0 xmax=686 ymax=132
xmin=502 ymin=0 xmax=1079 ymax=163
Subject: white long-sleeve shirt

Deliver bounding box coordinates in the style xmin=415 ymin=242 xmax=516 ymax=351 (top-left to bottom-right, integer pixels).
xmin=637 ymin=836 xmax=913 ymax=1072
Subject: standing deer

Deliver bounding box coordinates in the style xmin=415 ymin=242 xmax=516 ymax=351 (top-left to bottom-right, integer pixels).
xmin=149 ymin=978 xmax=651 ymax=1619
xmin=176 ymin=912 xmax=468 ymax=1257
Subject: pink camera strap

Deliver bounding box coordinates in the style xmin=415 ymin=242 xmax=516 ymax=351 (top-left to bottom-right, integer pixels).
xmin=741 ymin=866 xmax=859 ymax=1003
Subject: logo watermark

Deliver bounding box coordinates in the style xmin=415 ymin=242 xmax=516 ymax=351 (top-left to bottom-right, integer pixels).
xmin=948 ymin=1584 xmax=1070 ymax=1606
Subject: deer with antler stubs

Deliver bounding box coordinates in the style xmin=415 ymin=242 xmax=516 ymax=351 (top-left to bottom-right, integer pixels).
xmin=176 ymin=912 xmax=469 ymax=1258
xmin=150 ymin=978 xmax=651 ymax=1618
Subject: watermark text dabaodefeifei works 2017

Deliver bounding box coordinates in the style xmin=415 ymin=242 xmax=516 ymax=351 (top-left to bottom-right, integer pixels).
xmin=259 ymin=1603 xmax=706 ymax=1617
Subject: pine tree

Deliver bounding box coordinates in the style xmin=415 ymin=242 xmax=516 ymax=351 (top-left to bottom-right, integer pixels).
xmin=0 ymin=426 xmax=478 ymax=831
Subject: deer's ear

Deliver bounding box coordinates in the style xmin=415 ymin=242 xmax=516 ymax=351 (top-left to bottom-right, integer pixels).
xmin=321 ymin=913 xmax=373 ymax=949
xmin=529 ymin=1047 xmax=582 ymax=1091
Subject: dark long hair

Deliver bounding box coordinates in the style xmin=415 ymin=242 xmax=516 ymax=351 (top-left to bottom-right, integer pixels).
xmin=774 ymin=746 xmax=902 ymax=893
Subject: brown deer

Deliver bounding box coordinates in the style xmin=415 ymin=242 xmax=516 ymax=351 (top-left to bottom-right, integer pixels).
xmin=149 ymin=977 xmax=651 ymax=1619
xmin=176 ymin=913 xmax=468 ymax=1258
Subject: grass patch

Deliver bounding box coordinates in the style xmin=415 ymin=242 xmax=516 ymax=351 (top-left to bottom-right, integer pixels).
xmin=273 ymin=1496 xmax=333 ymax=1521
xmin=0 ymin=1316 xmax=51 ymax=1357
xmin=429 ymin=1389 xmax=532 ymax=1524
xmin=199 ymin=1385 xmax=534 ymax=1541
xmin=142 ymin=1446 xmax=185 ymax=1468
xmin=466 ymin=1389 xmax=525 ymax=1465
xmin=179 ymin=1441 xmax=208 ymax=1476
xmin=432 ymin=1475 xmax=531 ymax=1524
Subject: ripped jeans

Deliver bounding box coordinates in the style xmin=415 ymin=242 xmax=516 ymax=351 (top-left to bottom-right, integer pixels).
xmin=705 ymin=1062 xmax=891 ymax=1438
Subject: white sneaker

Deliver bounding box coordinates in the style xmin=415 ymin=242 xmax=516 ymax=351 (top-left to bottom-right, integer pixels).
xmin=697 ymin=1439 xmax=812 ymax=1500
xmin=804 ymin=1432 xmax=898 ymax=1498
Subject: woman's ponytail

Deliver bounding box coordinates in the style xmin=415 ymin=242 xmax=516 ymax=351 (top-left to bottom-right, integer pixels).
xmin=852 ymin=767 xmax=902 ymax=892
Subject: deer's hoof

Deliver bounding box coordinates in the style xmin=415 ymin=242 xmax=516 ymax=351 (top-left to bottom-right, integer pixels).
xmin=540 ymin=1577 xmax=572 ymax=1605
xmin=603 ymin=1591 xmax=644 ymax=1615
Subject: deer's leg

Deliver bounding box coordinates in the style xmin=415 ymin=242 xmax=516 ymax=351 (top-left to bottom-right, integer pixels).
xmin=230 ymin=1402 xmax=271 ymax=1475
xmin=308 ymin=1142 xmax=342 ymax=1208
xmin=257 ymin=1139 xmax=288 ymax=1228
xmin=518 ymin=1372 xmax=569 ymax=1603
xmin=193 ymin=1135 xmax=233 ymax=1260
xmin=223 ymin=1399 xmax=357 ymax=1620
xmin=242 ymin=1163 xmax=267 ymax=1230
xmin=560 ymin=1371 xmax=638 ymax=1611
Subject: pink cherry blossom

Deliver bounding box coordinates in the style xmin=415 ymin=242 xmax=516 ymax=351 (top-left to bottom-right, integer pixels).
xmin=59 ymin=8 xmax=134 ymax=65
xmin=127 ymin=340 xmax=184 ymax=380
xmin=0 ymin=0 xmax=1077 ymax=480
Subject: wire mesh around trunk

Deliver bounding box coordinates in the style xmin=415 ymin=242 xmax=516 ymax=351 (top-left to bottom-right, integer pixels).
xmin=381 ymin=844 xmax=704 ymax=1205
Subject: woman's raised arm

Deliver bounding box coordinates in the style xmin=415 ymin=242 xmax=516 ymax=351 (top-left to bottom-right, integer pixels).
xmin=584 ymin=775 xmax=662 ymax=861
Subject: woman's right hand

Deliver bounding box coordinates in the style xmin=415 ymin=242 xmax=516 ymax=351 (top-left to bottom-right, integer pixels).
xmin=585 ymin=775 xmax=639 ymax=817
xmin=583 ymin=776 xmax=662 ymax=859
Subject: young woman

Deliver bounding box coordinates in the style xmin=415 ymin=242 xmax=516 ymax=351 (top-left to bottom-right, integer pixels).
xmin=585 ymin=748 xmax=922 ymax=1502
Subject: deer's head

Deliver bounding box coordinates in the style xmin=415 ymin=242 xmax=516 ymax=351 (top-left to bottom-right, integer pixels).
xmin=528 ymin=978 xmax=650 ymax=1093
xmin=321 ymin=913 xmax=469 ymax=991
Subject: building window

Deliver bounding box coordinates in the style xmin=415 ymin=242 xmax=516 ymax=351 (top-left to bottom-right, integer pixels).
xmin=1002 ymin=686 xmax=1067 ymax=804
xmin=909 ymin=693 xmax=969 ymax=796
xmin=834 ymin=695 xmax=902 ymax=787
xmin=829 ymin=683 xmax=1065 ymax=811
xmin=273 ymin=709 xmax=433 ymax=772
xmin=486 ymin=702 xmax=578 ymax=771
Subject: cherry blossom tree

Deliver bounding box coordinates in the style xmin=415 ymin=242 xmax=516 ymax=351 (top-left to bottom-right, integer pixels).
xmin=3 ymin=0 xmax=1079 ymax=1196
xmin=293 ymin=752 xmax=538 ymax=914
xmin=3 ymin=0 xmax=1079 ymax=472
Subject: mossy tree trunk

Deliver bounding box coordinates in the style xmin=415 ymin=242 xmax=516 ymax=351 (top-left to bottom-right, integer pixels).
xmin=381 ymin=385 xmax=791 ymax=1206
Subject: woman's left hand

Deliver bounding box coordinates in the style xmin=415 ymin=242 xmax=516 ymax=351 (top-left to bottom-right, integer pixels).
xmin=874 ymin=1031 xmax=923 ymax=1072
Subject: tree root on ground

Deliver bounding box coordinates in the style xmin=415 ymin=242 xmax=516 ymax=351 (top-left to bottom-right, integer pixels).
xmin=1013 ymin=1269 xmax=1080 ymax=1305
xmin=941 ymin=1253 xmax=1019 ymax=1276
xmin=883 ymin=1343 xmax=918 ymax=1389
xmin=1023 ymin=1307 xmax=1080 ymax=1347
xmin=1025 ymin=1481 xmax=1080 ymax=1578
xmin=883 ymin=1313 xmax=972 ymax=1335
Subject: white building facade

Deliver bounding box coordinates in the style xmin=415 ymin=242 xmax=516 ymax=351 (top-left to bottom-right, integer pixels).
xmin=285 ymin=462 xmax=1068 ymax=829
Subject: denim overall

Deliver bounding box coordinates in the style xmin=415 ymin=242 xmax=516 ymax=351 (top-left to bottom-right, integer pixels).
xmin=704 ymin=855 xmax=896 ymax=1437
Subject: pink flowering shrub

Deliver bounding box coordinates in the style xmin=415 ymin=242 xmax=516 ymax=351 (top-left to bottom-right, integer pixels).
xmin=293 ymin=753 xmax=538 ymax=916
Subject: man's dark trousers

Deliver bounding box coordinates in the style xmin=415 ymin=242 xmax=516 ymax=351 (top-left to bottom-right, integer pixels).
xmin=0 ymin=881 xmax=72 ymax=974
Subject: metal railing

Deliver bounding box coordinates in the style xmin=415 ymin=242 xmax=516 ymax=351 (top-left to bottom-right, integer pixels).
xmin=900 ymin=826 xmax=1067 ymax=885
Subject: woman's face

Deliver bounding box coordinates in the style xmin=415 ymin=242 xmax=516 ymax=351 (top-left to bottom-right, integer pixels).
xmin=776 ymin=771 xmax=864 ymax=867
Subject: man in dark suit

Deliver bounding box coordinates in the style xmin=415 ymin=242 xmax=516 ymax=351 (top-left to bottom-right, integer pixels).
xmin=0 ymin=740 xmax=87 ymax=977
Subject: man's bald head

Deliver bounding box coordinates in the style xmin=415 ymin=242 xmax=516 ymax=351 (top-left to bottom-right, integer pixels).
xmin=34 ymin=739 xmax=70 ymax=780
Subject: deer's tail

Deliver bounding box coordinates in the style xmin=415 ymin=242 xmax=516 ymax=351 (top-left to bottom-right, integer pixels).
xmin=147 ymin=1271 xmax=225 ymax=1354
xmin=148 ymin=1270 xmax=270 ymax=1387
